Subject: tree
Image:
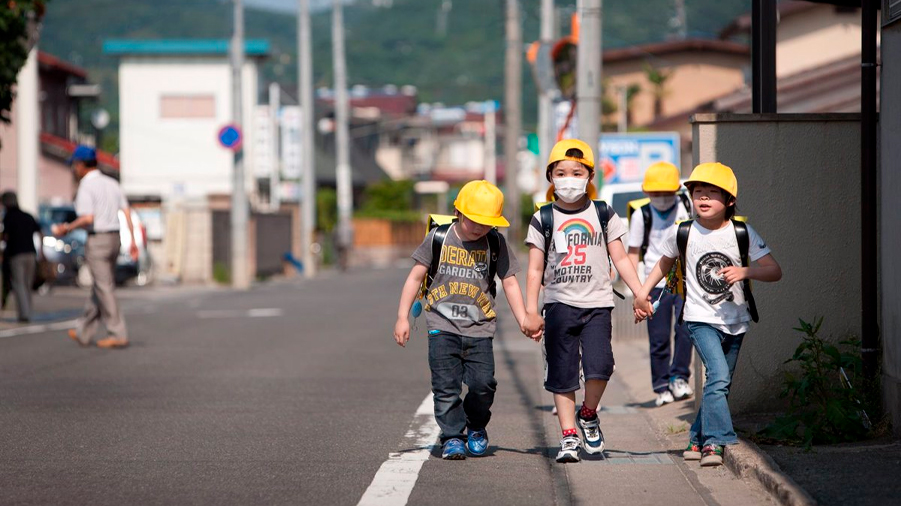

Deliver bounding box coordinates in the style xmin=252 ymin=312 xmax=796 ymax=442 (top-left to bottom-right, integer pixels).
xmin=643 ymin=62 xmax=672 ymax=119
xmin=1 ymin=1 xmax=48 ymax=126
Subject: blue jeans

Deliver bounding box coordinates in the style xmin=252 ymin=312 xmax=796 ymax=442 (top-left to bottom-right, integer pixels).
xmin=428 ymin=332 xmax=497 ymax=444
xmin=648 ymin=288 xmax=692 ymax=393
xmin=686 ymin=322 xmax=745 ymax=446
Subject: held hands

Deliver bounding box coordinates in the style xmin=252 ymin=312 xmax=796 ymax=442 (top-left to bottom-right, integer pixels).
xmin=521 ymin=312 xmax=544 ymax=342
xmin=394 ymin=317 xmax=411 ymax=347
xmin=51 ymin=223 xmax=68 ymax=238
xmin=130 ymin=243 xmax=140 ymax=262
xmin=718 ymin=266 xmax=749 ymax=285
xmin=633 ymin=292 xmax=654 ymax=323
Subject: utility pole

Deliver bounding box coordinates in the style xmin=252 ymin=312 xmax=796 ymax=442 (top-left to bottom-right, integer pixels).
xmin=504 ymin=0 xmax=522 ymax=244
xmin=484 ymin=100 xmax=497 ymax=184
xmin=269 ymin=82 xmax=281 ymax=213
xmin=333 ymin=0 xmax=353 ymax=269
xmin=299 ymin=0 xmax=317 ymax=278
xmin=230 ymin=0 xmax=250 ymax=289
xmin=538 ymin=0 xmax=555 ymax=199
xmin=577 ymin=0 xmax=602 ymax=188
xmin=16 ymin=47 xmax=39 ymax=215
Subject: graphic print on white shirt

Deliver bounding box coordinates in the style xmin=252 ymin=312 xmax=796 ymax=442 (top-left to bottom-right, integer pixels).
xmin=658 ymin=221 xmax=770 ymax=328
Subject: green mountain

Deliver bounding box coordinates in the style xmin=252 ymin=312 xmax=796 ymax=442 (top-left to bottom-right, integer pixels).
xmin=38 ymin=0 xmax=749 ymax=151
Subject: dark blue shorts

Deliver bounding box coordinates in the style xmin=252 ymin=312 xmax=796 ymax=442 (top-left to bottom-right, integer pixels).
xmin=543 ymin=303 xmax=615 ymax=393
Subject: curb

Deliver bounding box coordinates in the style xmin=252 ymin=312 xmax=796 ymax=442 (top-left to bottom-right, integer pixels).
xmin=726 ymin=436 xmax=818 ymax=506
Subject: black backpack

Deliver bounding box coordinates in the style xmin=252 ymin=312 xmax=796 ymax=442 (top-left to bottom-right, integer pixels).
xmin=422 ymin=221 xmax=501 ymax=299
xmin=675 ymin=219 xmax=759 ymax=323
xmin=635 ymin=192 xmax=692 ymax=261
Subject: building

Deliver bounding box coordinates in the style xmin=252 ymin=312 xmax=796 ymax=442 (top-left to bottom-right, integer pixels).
xmin=103 ymin=39 xmax=269 ymax=202
xmin=0 ymin=49 xmax=114 ymax=211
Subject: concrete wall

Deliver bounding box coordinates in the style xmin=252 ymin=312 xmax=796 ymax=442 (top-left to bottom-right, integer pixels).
xmin=119 ymin=56 xmax=258 ymax=201
xmin=692 ymin=113 xmax=861 ymax=413
xmin=880 ymin=20 xmax=901 ymax=436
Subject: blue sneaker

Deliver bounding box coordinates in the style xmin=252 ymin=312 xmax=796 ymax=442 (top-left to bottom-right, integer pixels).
xmin=442 ymin=438 xmax=466 ymax=460
xmin=466 ymin=429 xmax=489 ymax=456
xmin=577 ymin=413 xmax=605 ymax=455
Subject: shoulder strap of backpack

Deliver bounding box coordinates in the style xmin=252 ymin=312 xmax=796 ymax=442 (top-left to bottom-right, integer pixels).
xmin=733 ymin=220 xmax=759 ymax=323
xmin=426 ymin=223 xmax=452 ymax=293
xmin=640 ymin=203 xmax=652 ymax=260
xmin=486 ymin=229 xmax=500 ymax=298
xmin=676 ymin=220 xmax=693 ymax=324
xmin=679 ymin=192 xmax=692 ymax=215
xmin=540 ymin=203 xmax=554 ymax=277
xmin=593 ymin=200 xmax=625 ymax=300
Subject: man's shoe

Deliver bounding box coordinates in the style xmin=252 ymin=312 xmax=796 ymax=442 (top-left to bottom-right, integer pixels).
xmin=670 ymin=378 xmax=694 ymax=400
xmin=96 ymin=337 xmax=129 ymax=349
xmin=466 ymin=429 xmax=489 ymax=456
xmin=655 ymin=390 xmax=675 ymax=407
xmin=555 ymin=435 xmax=581 ymax=463
xmin=67 ymin=329 xmax=88 ymax=348
xmin=577 ymin=413 xmax=605 ymax=454
xmin=683 ymin=442 xmax=702 ymax=461
xmin=700 ymin=445 xmax=724 ymax=467
xmin=442 ymin=438 xmax=466 ymax=460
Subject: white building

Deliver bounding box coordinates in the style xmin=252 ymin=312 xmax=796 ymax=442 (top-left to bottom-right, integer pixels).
xmin=104 ymin=39 xmax=268 ymax=201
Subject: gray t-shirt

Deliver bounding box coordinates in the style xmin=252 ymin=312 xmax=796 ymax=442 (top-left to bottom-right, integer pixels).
xmin=525 ymin=201 xmax=628 ymax=308
xmin=412 ymin=223 xmax=520 ymax=338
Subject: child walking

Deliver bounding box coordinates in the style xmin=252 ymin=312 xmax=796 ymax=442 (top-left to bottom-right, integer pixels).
xmin=634 ymin=162 xmax=782 ymax=466
xmin=394 ymin=180 xmax=535 ymax=460
xmin=522 ymin=139 xmax=646 ymax=463
xmin=627 ymin=162 xmax=694 ymax=407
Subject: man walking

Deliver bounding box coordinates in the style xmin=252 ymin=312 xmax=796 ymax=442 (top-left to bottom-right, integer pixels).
xmin=1 ymin=191 xmax=42 ymax=322
xmin=54 ymin=146 xmax=138 ymax=349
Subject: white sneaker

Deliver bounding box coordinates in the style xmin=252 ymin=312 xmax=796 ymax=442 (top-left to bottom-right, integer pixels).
xmin=555 ymin=435 xmax=581 ymax=463
xmin=655 ymin=390 xmax=675 ymax=407
xmin=670 ymin=378 xmax=694 ymax=400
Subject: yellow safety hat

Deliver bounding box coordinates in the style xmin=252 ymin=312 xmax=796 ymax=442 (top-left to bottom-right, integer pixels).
xmin=454 ymin=180 xmax=510 ymax=228
xmin=642 ymin=161 xmax=681 ymax=192
xmin=545 ymin=181 xmax=598 ymax=202
xmin=684 ymin=162 xmax=738 ymax=198
xmin=546 ymin=138 xmax=594 ymax=180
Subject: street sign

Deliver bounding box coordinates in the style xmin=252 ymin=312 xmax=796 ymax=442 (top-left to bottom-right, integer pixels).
xmin=598 ymin=132 xmax=680 ymax=184
xmin=218 ymin=124 xmax=243 ymax=151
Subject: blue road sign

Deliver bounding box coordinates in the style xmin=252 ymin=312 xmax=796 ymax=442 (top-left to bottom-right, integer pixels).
xmin=597 ymin=132 xmax=680 ymax=184
xmin=218 ymin=124 xmax=243 ymax=151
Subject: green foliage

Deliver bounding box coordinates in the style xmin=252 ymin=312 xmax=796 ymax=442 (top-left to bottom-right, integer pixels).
xmin=212 ymin=261 xmax=230 ymax=284
xmin=37 ymin=0 xmax=750 ymax=139
xmin=316 ymin=187 xmax=338 ymax=233
xmin=355 ymin=179 xmax=419 ymax=222
xmin=757 ymin=318 xmax=874 ymax=448
xmin=0 ymin=0 xmax=48 ymax=126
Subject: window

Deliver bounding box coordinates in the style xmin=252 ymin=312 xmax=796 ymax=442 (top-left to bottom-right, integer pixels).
xmin=160 ymin=95 xmax=216 ymax=119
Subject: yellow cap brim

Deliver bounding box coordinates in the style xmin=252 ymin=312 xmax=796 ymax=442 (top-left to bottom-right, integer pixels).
xmin=642 ymin=183 xmax=680 ymax=192
xmin=465 ymin=214 xmax=510 ymax=228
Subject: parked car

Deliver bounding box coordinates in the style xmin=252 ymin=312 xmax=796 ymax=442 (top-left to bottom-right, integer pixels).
xmin=39 ymin=205 xmax=152 ymax=287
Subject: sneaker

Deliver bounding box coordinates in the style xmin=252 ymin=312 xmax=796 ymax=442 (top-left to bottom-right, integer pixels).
xmin=555 ymin=435 xmax=581 ymax=463
xmin=577 ymin=413 xmax=605 ymax=454
xmin=700 ymin=445 xmax=724 ymax=467
xmin=670 ymin=378 xmax=694 ymax=400
xmin=466 ymin=429 xmax=489 ymax=456
xmin=683 ymin=442 xmax=702 ymax=461
xmin=442 ymin=438 xmax=466 ymax=460
xmin=655 ymin=390 xmax=675 ymax=407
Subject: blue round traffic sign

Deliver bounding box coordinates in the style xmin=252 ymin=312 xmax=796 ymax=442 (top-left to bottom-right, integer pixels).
xmin=218 ymin=124 xmax=243 ymax=151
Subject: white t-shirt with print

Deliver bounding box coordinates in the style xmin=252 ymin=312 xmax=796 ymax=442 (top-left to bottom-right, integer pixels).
xmin=658 ymin=221 xmax=771 ymax=335
xmin=525 ymin=201 xmax=628 ymax=309
xmin=628 ymin=201 xmax=692 ymax=287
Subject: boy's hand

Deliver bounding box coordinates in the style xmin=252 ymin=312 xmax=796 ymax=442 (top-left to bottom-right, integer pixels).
xmin=718 ymin=266 xmax=749 ymax=285
xmin=521 ymin=312 xmax=544 ymax=342
xmin=633 ymin=292 xmax=653 ymax=321
xmin=394 ymin=318 xmax=411 ymax=347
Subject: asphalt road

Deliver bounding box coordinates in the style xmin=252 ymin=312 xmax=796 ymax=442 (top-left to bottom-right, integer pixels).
xmin=0 ymin=267 xmax=773 ymax=505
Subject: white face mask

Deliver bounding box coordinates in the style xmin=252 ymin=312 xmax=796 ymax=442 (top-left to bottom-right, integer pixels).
xmin=553 ymin=177 xmax=589 ymax=203
xmin=650 ymin=195 xmax=678 ymax=212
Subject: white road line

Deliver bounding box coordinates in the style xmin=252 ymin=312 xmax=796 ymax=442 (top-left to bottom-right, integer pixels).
xmin=0 ymin=319 xmax=78 ymax=339
xmin=357 ymin=393 xmax=439 ymax=506
xmin=196 ymin=308 xmax=284 ymax=319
